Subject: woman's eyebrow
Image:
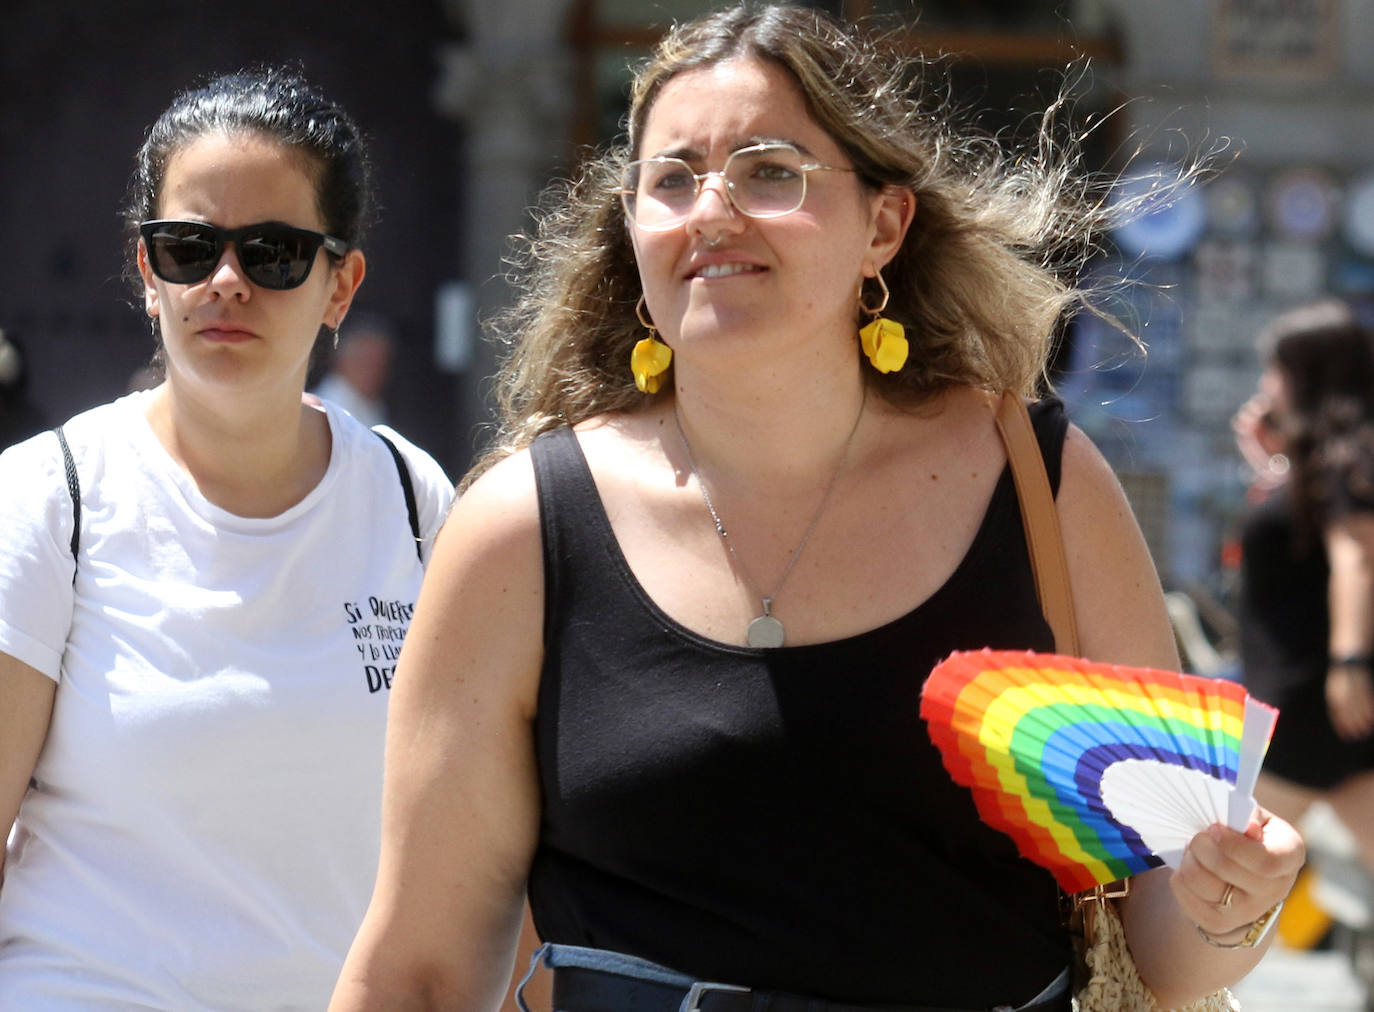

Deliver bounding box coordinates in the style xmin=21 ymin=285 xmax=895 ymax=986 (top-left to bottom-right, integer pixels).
xmin=644 ymin=136 xmax=817 ymax=161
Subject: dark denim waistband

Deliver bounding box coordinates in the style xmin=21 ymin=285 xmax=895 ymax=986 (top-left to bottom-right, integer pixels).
xmin=514 ymin=943 xmax=1071 ymax=1012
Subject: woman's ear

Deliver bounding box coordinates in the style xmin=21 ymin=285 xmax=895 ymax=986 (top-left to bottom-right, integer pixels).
xmin=324 ymin=249 xmax=367 ymax=329
xmin=866 ymin=186 xmax=916 ymax=274
xmin=137 ymin=240 xmax=161 ymax=320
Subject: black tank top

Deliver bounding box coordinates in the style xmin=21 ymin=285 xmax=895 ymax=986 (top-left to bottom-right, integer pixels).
xmin=528 ymin=399 xmax=1071 ymax=1008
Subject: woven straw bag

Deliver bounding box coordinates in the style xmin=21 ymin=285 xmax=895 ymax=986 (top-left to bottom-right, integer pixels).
xmin=1070 ymin=887 xmax=1238 ymax=1011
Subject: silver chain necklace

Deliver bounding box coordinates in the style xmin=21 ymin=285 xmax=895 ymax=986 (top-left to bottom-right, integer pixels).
xmin=673 ymin=393 xmax=865 ymax=648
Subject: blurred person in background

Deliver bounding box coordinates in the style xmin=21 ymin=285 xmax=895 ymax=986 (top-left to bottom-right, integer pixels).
xmin=1235 ymin=298 xmax=1374 ymax=877
xmin=313 ymin=311 xmax=395 ymax=428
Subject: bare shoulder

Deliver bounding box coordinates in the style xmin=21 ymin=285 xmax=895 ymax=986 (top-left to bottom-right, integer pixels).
xmin=440 ymin=448 xmax=542 ymax=561
xmin=1056 ymin=421 xmax=1155 ymax=545
xmin=417 ymin=447 xmax=544 ymax=667
xmin=391 ymin=446 xmax=546 ymax=719
xmin=1058 ymin=421 xmax=1127 ymax=501
xmin=1056 ymin=422 xmax=1179 ymax=669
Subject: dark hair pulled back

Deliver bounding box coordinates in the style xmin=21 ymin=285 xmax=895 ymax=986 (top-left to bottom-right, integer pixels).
xmin=1262 ymin=300 xmax=1374 ymax=547
xmin=122 ymin=66 xmax=375 ymax=297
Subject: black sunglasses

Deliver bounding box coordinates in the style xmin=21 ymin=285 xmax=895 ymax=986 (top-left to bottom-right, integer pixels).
xmin=140 ymin=219 xmax=348 ymax=291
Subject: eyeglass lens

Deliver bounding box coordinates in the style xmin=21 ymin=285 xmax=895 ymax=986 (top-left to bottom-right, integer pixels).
xmin=141 ymin=220 xmax=338 ymax=290
xmin=623 ymin=145 xmax=811 ymax=230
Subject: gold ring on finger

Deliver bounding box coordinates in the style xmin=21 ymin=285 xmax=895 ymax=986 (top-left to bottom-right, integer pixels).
xmin=1217 ymin=883 xmax=1235 ymax=909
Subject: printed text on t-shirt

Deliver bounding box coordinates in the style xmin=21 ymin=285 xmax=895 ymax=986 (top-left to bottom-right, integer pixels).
xmin=344 ymin=597 xmax=417 ymax=692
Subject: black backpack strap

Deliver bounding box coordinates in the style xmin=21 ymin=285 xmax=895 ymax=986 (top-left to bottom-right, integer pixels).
xmin=374 ymin=430 xmax=422 ymax=562
xmin=54 ymin=426 xmax=81 ymax=580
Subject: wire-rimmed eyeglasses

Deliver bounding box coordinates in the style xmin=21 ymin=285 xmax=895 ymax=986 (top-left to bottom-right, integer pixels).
xmin=619 ymin=142 xmax=853 ymax=231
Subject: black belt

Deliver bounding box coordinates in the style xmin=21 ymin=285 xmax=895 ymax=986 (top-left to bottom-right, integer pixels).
xmin=552 ymin=964 xmax=1070 ymax=1012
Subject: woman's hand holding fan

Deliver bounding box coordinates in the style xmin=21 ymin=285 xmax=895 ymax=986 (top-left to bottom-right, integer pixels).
xmin=919 ymin=649 xmax=1279 ymax=894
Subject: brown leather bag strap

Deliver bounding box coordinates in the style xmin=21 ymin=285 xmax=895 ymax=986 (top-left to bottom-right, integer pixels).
xmin=993 ymin=391 xmax=1081 ymax=656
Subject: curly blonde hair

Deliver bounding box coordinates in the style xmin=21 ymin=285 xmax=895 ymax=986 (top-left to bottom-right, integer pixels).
xmin=472 ymin=3 xmax=1140 ymax=486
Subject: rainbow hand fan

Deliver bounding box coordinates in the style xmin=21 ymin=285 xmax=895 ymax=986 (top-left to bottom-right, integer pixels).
xmin=919 ymin=649 xmax=1278 ymax=894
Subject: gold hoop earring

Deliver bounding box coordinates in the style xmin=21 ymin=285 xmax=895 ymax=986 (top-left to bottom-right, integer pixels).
xmin=631 ymin=295 xmax=673 ymax=394
xmin=858 ymin=270 xmax=907 ymax=374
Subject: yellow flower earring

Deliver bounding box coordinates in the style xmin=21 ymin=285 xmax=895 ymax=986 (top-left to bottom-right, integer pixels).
xmin=631 ymin=295 xmax=673 ymax=394
xmin=858 ymin=270 xmax=908 ymax=374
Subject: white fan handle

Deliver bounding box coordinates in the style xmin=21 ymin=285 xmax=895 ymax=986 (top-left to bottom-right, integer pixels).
xmin=1227 ymin=696 xmax=1278 ymax=831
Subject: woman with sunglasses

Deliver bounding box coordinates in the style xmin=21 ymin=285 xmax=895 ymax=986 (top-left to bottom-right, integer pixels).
xmin=332 ymin=7 xmax=1302 ymax=1012
xmin=0 ymin=69 xmax=453 ymax=1010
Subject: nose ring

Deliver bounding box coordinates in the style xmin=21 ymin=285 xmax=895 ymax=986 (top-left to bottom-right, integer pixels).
xmin=703 ymin=234 xmax=724 ymax=248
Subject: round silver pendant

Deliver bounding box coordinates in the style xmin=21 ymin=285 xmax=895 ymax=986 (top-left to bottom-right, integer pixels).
xmin=747 ymin=614 xmax=785 ymax=648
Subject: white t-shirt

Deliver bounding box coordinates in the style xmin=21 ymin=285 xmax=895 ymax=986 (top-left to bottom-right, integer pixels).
xmin=0 ymin=391 xmax=453 ymax=1011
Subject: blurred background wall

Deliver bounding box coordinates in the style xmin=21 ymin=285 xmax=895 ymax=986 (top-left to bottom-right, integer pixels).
xmin=6 ymin=0 xmax=1374 ymax=646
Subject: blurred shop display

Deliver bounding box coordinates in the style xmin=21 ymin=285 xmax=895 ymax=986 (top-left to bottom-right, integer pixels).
xmin=1060 ymin=156 xmax=1374 ymax=605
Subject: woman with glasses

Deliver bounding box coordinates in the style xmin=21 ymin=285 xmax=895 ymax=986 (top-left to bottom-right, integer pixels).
xmin=0 ymin=69 xmax=453 ymax=1010
xmin=333 ymin=6 xmax=1301 ymax=1011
